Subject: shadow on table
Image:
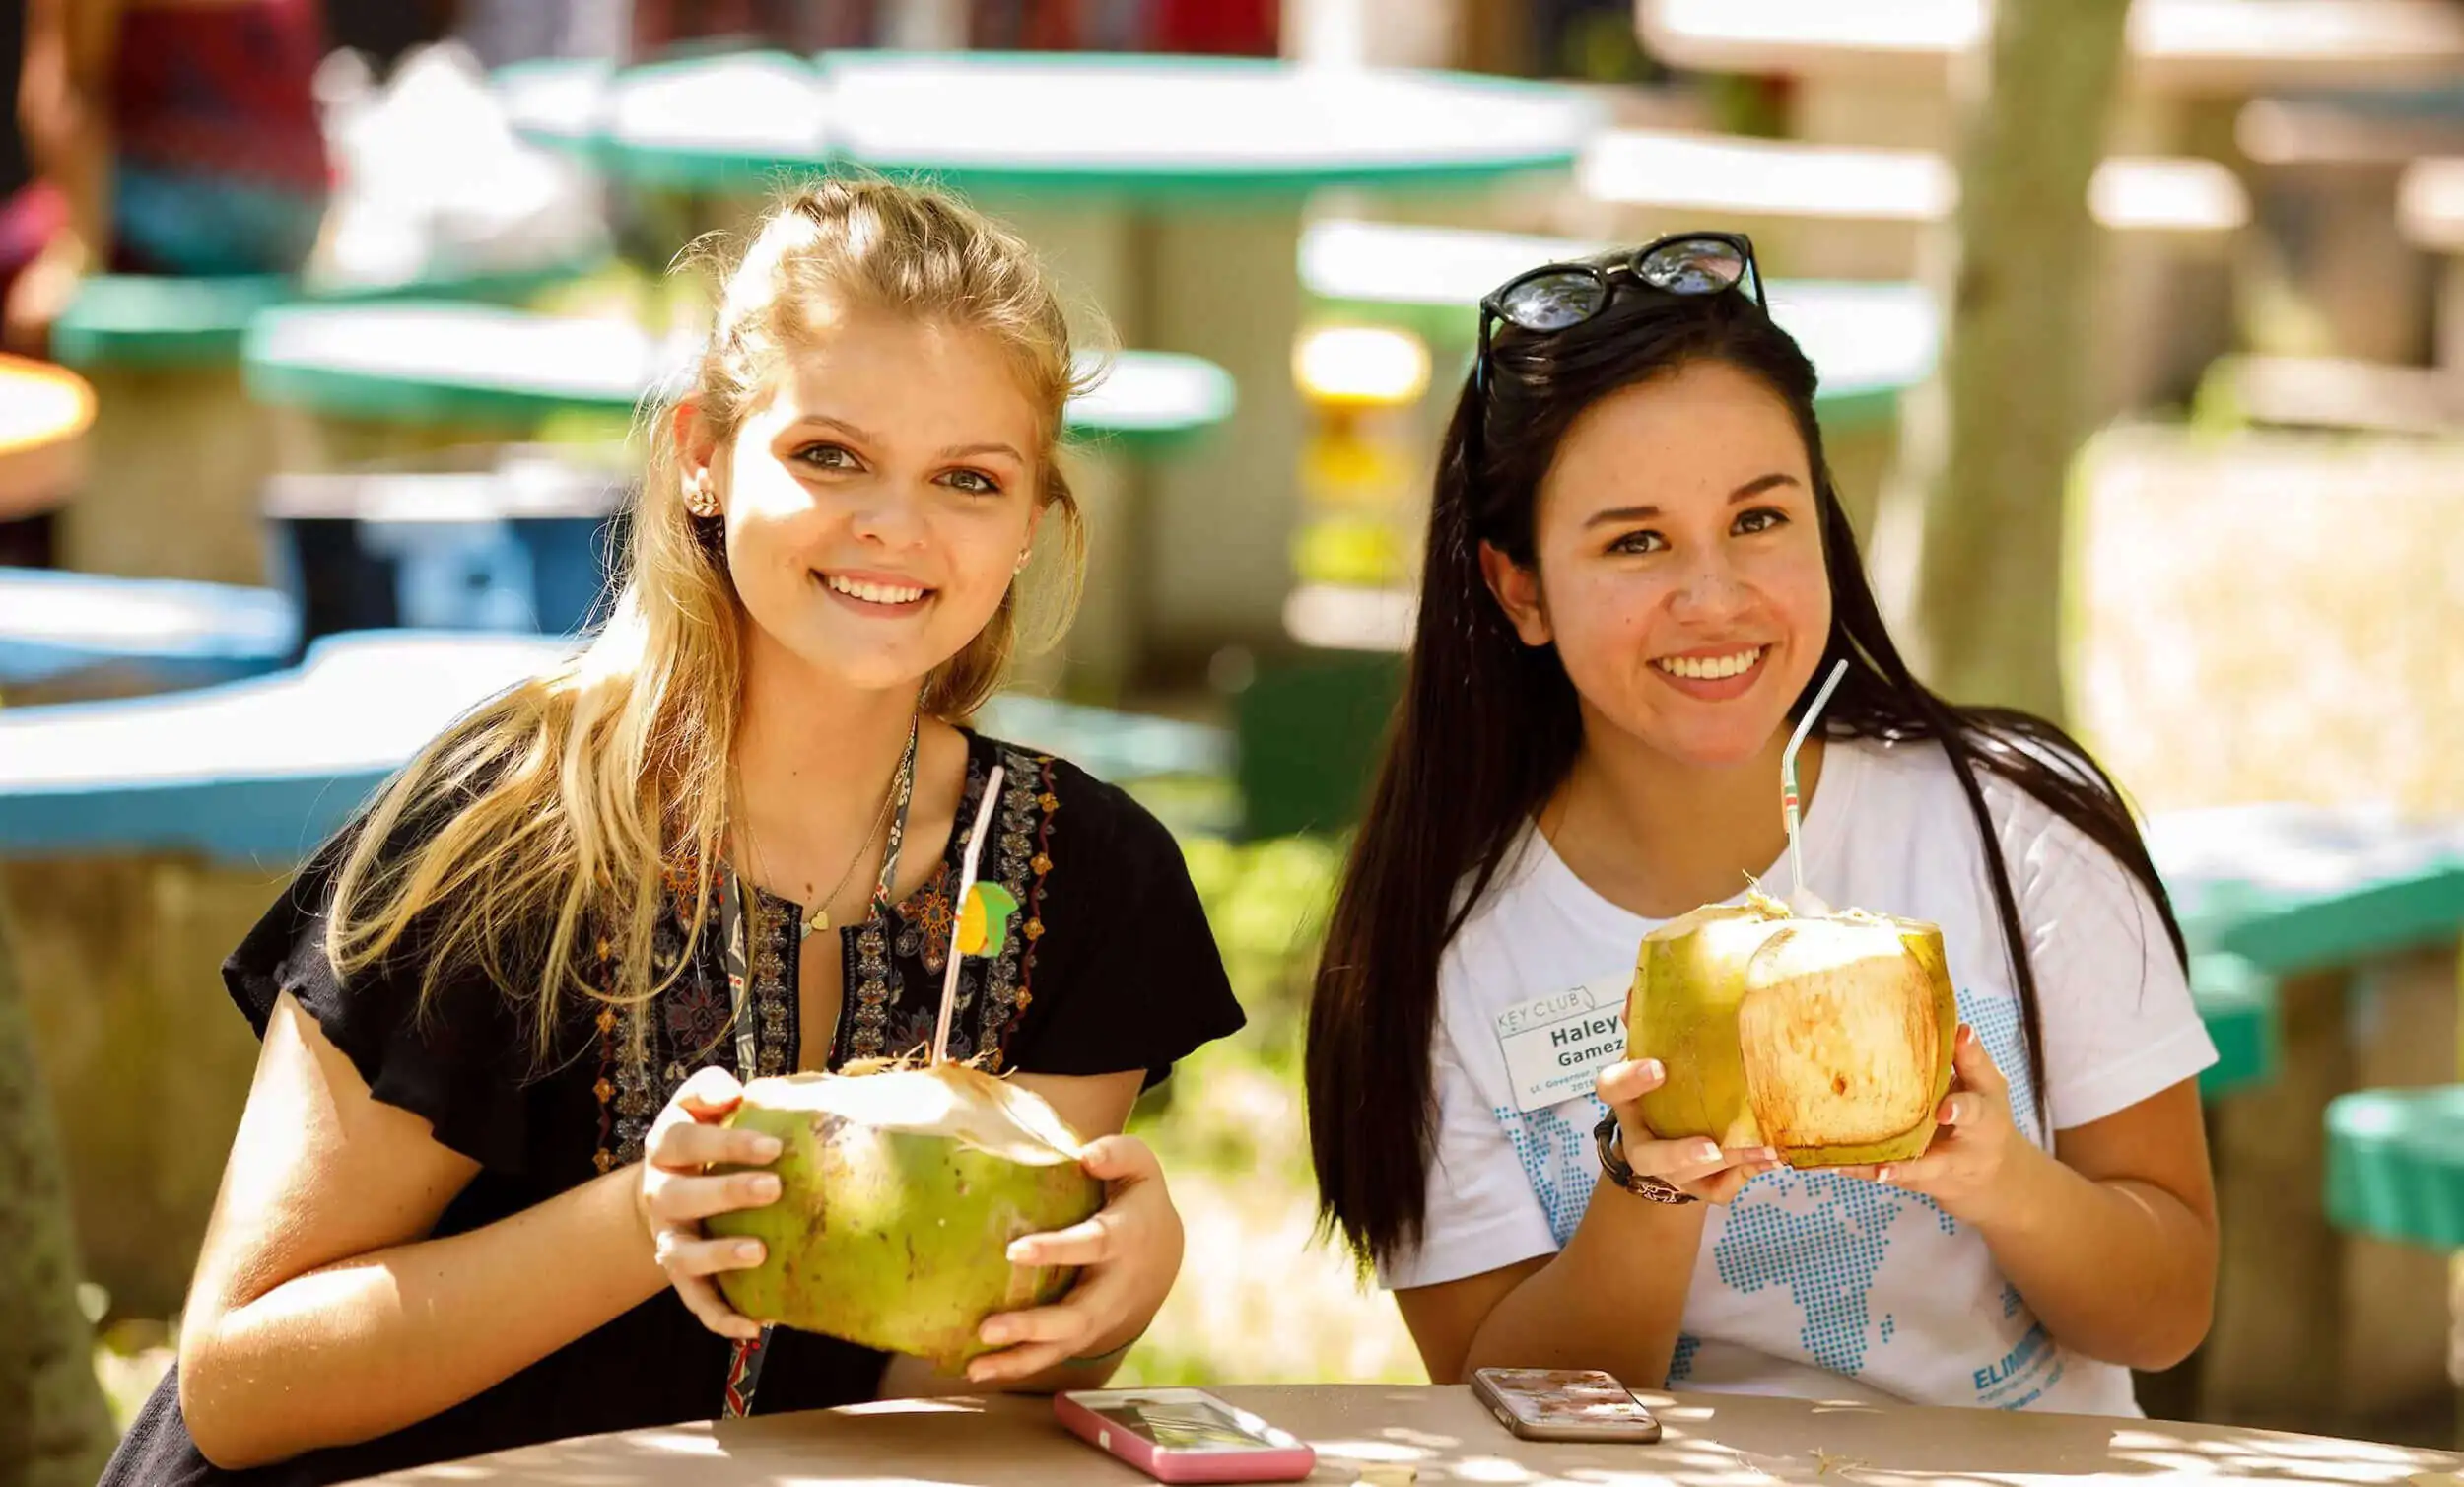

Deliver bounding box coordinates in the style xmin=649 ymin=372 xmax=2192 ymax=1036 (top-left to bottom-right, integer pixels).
xmin=1603 ymin=1392 xmax=2455 ymax=1487
xmin=358 ymin=1387 xmax=2461 ymax=1485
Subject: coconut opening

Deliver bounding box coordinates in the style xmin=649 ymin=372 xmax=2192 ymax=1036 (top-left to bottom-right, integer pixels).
xmin=740 ymin=1062 xmax=1087 ymax=1165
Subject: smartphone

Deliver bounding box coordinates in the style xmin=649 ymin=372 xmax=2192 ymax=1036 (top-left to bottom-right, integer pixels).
xmin=1055 ymin=1387 xmax=1318 ymax=1483
xmin=1471 ymin=1367 xmax=1663 ymax=1444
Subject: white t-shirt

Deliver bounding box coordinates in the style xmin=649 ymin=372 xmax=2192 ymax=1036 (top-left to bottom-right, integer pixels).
xmin=1379 ymin=735 xmax=2216 ymax=1416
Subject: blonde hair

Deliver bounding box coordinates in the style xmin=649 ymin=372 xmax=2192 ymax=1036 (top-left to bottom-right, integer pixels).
xmin=326 ymin=176 xmax=1097 ymax=1054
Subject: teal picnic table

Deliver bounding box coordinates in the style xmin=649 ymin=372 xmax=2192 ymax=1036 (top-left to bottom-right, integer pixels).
xmin=0 ymin=629 xmax=577 ymax=1318
xmin=497 ymin=48 xmax=1602 ymax=694
xmin=0 ymin=565 xmax=298 ymax=705
xmin=2142 ymin=803 xmax=2464 ymax=1437
xmin=45 ymin=256 xmax=606 ymax=589
xmin=240 ymin=301 xmax=1231 ymax=664
xmin=0 ymin=623 xmax=1229 ymax=1318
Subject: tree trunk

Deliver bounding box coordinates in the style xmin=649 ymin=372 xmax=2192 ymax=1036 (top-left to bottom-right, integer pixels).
xmin=1896 ymin=0 xmax=2134 ymax=721
xmin=0 ymin=906 xmax=116 ymax=1487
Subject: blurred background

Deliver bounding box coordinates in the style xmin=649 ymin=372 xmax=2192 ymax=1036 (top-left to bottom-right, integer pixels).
xmin=4 ymin=0 xmax=2464 ymax=1477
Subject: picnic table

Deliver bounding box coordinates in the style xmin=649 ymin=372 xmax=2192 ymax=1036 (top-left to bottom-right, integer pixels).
xmin=355 ymin=1381 xmax=2459 ymax=1485
xmin=241 ymin=300 xmax=1233 ymax=696
xmin=1635 ymin=0 xmax=2464 ymax=373
xmin=2144 ymin=803 xmax=2464 ymax=1438
xmin=0 ymin=629 xmax=577 ymax=1317
xmin=45 ymin=256 xmax=604 ymax=588
xmin=2398 ymin=155 xmax=2464 ymax=373
xmin=499 ymin=47 xmax=1601 ymax=684
xmin=0 ymin=353 xmax=94 ymax=558
xmin=0 ymin=566 xmax=298 ymax=705
xmin=1635 ymin=0 xmax=2464 ymax=149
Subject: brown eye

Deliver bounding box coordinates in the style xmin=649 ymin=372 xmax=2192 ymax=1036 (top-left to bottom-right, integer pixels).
xmin=794 ymin=443 xmax=859 ymax=471
xmin=942 ymin=469 xmax=1002 ymax=496
xmin=1735 ymin=508 xmax=1786 ymax=535
xmin=1608 ymin=529 xmax=1666 ymax=556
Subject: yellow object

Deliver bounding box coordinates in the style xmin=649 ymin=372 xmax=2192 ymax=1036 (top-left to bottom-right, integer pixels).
xmin=1293 ymin=325 xmax=1431 ymax=408
xmin=956 ymin=882 xmax=1021 ymax=957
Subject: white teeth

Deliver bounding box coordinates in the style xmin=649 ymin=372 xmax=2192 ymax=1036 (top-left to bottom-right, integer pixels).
xmin=826 ymin=575 xmax=926 ymax=606
xmin=1655 ymin=647 xmax=1765 ymax=681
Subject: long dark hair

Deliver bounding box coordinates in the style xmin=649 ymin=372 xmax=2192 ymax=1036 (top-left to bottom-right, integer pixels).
xmin=1305 ymin=267 xmax=2188 ymax=1273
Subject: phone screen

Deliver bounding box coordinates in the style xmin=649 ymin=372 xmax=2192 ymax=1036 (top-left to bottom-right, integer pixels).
xmin=1094 ymin=1394 xmax=1283 ymax=1453
xmin=1480 ymin=1369 xmax=1656 ymax=1428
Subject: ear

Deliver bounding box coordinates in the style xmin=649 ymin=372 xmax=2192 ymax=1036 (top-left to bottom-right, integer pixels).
xmin=673 ymin=397 xmax=723 ymax=510
xmin=1478 ymin=540 xmax=1552 ymax=647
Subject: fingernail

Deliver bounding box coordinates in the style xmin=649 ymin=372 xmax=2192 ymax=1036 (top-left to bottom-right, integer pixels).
xmin=981 ymin=1322 xmax=1007 ymax=1346
xmin=1006 ymin=1242 xmax=1033 ymax=1263
xmin=1761 ymin=1148 xmax=1779 ymax=1162
xmin=752 ymin=1176 xmax=782 ymax=1200
xmin=750 ymin=1135 xmax=783 ymax=1160
xmin=736 ymin=1241 xmax=763 ymax=1262
xmin=1696 ymin=1143 xmax=1720 ymax=1163
xmin=1877 ymin=1166 xmax=1894 ymax=1183
xmin=1640 ymin=1059 xmax=1665 ymax=1081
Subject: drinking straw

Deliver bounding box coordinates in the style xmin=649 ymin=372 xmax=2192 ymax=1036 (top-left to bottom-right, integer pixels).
xmin=1783 ymin=660 xmax=1850 ymax=904
xmin=931 ymin=764 xmax=1005 ymax=1066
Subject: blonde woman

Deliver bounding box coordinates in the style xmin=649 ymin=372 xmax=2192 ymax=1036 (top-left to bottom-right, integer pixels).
xmin=102 ymin=178 xmax=1246 ymax=1485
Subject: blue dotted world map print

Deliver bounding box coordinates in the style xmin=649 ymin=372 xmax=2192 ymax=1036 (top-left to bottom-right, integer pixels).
xmin=1492 ymin=990 xmax=2037 ymax=1386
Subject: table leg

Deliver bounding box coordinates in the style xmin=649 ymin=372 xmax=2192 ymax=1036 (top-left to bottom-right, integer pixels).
xmin=61 ymin=367 xmax=278 ymax=587
xmin=2341 ymin=947 xmax=2462 ymax=1440
xmin=1142 ymin=207 xmax=1306 ymax=672
xmin=2201 ymin=968 xmax=2351 ymax=1431
xmin=6 ymin=854 xmax=282 ymax=1322
xmin=976 ymin=200 xmax=1154 ymax=703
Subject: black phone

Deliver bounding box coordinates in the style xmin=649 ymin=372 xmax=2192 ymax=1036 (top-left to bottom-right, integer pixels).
xmin=1471 ymin=1368 xmax=1664 ymax=1444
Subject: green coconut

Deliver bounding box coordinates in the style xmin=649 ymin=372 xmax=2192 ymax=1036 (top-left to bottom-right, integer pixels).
xmin=1624 ymin=892 xmax=1957 ymax=1168
xmin=703 ymin=1061 xmax=1105 ymax=1370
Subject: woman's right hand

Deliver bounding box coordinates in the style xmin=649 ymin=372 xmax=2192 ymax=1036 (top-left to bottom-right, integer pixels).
xmin=635 ymin=1066 xmax=784 ymax=1341
xmin=1596 ymin=1058 xmax=1785 ymax=1205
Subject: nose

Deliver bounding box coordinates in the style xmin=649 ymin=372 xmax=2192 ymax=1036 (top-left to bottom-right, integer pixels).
xmin=1667 ymin=547 xmax=1751 ymax=623
xmin=845 ymin=484 xmax=929 ymax=550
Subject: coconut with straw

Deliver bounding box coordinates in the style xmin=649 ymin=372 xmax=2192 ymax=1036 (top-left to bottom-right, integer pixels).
xmin=705 ymin=767 xmax=1106 ymax=1368
xmin=1622 ymin=661 xmax=1960 ymax=1168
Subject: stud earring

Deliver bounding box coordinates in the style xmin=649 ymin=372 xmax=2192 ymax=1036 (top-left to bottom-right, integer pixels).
xmin=684 ymin=482 xmax=719 ymax=518
xmin=1012 ymin=549 xmax=1032 ymax=574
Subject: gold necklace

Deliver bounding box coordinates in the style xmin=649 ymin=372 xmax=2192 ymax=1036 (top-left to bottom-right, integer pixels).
xmin=737 ymin=713 xmax=919 ymax=939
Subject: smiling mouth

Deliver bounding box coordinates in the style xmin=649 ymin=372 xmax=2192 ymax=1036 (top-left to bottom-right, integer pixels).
xmin=1654 ymin=645 xmax=1767 ymax=681
xmin=819 ymin=573 xmax=932 ymax=607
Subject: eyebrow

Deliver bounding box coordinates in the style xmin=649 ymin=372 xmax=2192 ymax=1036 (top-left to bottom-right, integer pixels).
xmin=1582 ymin=472 xmax=1802 ymax=527
xmin=783 ymin=416 xmax=1025 ymax=464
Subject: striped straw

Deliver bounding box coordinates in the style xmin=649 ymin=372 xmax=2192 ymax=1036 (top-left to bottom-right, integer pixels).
xmin=1783 ymin=660 xmax=1850 ymax=903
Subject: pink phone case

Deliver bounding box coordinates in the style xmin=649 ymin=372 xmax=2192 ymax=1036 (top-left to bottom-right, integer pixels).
xmin=1054 ymin=1389 xmax=1318 ymax=1484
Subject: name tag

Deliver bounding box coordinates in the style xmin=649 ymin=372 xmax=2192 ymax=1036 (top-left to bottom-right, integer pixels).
xmin=1495 ymin=978 xmax=1631 ymax=1114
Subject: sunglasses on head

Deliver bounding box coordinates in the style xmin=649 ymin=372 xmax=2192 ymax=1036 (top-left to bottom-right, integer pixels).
xmin=1472 ymin=231 xmax=1766 ymax=396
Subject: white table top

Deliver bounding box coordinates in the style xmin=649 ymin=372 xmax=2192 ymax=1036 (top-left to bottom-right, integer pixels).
xmin=1637 ymin=0 xmax=2464 ymax=95
xmin=502 ymin=50 xmax=1604 ymax=196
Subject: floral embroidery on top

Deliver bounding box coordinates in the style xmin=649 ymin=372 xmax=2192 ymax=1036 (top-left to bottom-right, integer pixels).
xmin=587 ymin=734 xmax=1059 ymax=1175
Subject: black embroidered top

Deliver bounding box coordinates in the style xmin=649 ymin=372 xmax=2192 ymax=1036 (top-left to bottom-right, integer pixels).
xmin=103 ymin=730 xmax=1246 ymax=1487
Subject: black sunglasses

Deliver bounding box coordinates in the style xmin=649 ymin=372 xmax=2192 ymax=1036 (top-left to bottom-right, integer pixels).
xmin=1473 ymin=231 xmax=1766 ymax=396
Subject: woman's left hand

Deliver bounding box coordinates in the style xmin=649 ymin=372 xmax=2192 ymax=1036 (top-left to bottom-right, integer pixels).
xmin=965 ymin=1133 xmax=1183 ymax=1384
xmin=1843 ymin=1024 xmax=2040 ymax=1226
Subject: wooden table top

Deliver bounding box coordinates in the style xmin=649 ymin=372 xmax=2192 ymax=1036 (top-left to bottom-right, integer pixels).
xmin=355 ymin=1382 xmax=2462 ymax=1485
xmin=0 ymin=353 xmax=93 ymax=518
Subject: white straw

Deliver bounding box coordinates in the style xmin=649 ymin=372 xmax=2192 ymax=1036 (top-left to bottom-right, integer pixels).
xmin=1782 ymin=659 xmax=1850 ymax=904
xmin=932 ymin=765 xmax=1005 ymax=1066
